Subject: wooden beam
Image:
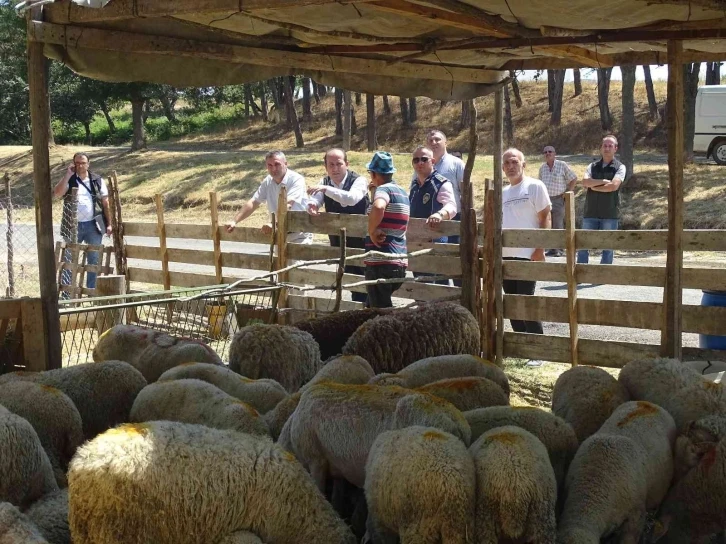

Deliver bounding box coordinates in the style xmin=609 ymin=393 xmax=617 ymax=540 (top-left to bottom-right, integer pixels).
xmin=276 ymin=189 xmax=289 ymax=321
xmin=29 ymin=22 xmax=502 ymax=85
xmin=661 ymin=40 xmax=684 ymax=359
xmin=26 ymin=12 xmax=61 ymax=370
xmin=209 ymin=192 xmax=223 ymax=285
xmin=564 ymin=192 xmax=579 ymax=366
xmin=535 ymin=45 xmax=614 ymax=68
xmin=493 ymin=89 xmax=504 ymax=367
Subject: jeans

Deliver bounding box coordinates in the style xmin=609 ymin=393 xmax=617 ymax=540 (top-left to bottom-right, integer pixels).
xmin=365 ymin=264 xmax=406 ymax=308
xmin=576 ymin=217 xmax=619 ymax=265
xmin=503 ymin=257 xmax=543 ymax=334
xmin=62 ymin=220 xmax=104 ymax=292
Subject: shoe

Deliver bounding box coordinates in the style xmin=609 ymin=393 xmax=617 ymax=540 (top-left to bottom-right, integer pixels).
xmin=526 ymin=359 xmax=545 ymax=368
xmin=545 ymin=249 xmax=557 ymax=257
xmin=554 ymin=250 xmax=565 ymax=257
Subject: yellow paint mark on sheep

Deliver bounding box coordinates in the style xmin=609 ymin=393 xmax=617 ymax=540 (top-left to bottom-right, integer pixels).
xmin=475 ymin=356 xmax=496 ymax=367
xmin=39 ymin=384 xmax=61 ymax=395
xmin=282 ymin=450 xmax=296 ymax=462
xmin=107 ymin=423 xmax=150 ymax=437
xmin=601 ymin=390 xmax=614 ymax=403
xmin=617 ymin=401 xmax=659 ymax=428
xmin=177 ymin=362 xmax=199 ymax=368
xmin=486 ymin=431 xmax=523 ymax=446
xmin=703 ymin=381 xmax=723 ymax=392
xmin=423 ymin=430 xmax=448 ymax=441
xmin=423 ymin=378 xmax=480 ymax=392
xmin=234 ymin=400 xmax=260 ymax=417
xmin=238 ymin=376 xmax=254 ymax=383
xmin=97 ymin=327 xmax=113 ymax=342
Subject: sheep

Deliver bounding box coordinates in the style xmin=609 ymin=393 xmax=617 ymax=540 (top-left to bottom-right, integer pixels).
xmin=294 ymin=308 xmax=390 ymax=360
xmin=653 ymin=414 xmax=726 ymax=544
xmin=469 ymin=426 xmax=556 ymax=544
xmin=342 ymin=302 xmax=480 ymax=374
xmin=93 ymin=324 xmax=222 ymax=383
xmin=464 ymin=406 xmax=578 ymax=494
xmin=684 ymin=360 xmax=726 ymax=376
xmin=228 ymin=324 xmax=322 ymax=392
xmin=0 ymin=502 xmax=49 ymax=544
xmin=68 ymin=421 xmax=356 ymax=544
xmin=369 ymin=354 xmax=509 ymax=396
xmin=364 ymin=426 xmax=475 ymax=544
xmin=217 ymin=532 xmax=264 ymax=544
xmin=24 ymin=490 xmax=70 ymax=544
xmin=158 ymin=363 xmax=288 ymax=414
xmin=558 ymin=401 xmax=676 ymax=544
xmin=303 ymin=355 xmax=375 ymax=390
xmin=619 ymin=357 xmax=726 ymax=430
xmin=416 ymin=376 xmax=508 ymax=412
xmin=264 ymin=391 xmax=302 ymax=441
xmin=0 ymin=405 xmax=58 ymax=510
xmin=130 ymin=379 xmax=269 ymax=437
xmin=0 ymin=381 xmax=83 ymax=487
xmin=286 ymin=383 xmax=470 ymax=492
xmin=551 ymin=365 xmax=630 ymax=441
xmin=0 ymin=360 xmax=147 ymax=440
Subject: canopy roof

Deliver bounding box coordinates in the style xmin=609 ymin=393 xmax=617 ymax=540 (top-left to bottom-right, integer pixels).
xmin=30 ymin=0 xmax=726 ymax=99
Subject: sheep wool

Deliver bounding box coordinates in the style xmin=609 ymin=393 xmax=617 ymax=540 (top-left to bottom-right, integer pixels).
xmin=24 ymin=490 xmax=70 ymax=544
xmin=68 ymin=421 xmax=356 ymax=544
xmin=0 ymin=381 xmax=83 ymax=488
xmin=217 ymin=531 xmax=264 ymax=544
xmin=158 ymin=363 xmax=288 ymax=414
xmin=228 ymin=324 xmax=322 ymax=392
xmin=552 ymin=365 xmax=630 ymax=442
xmin=264 ymin=391 xmax=302 ymax=441
xmin=0 ymin=360 xmax=147 ymax=440
xmin=470 ymin=426 xmax=557 ymax=544
xmin=0 ymin=502 xmax=49 ymax=544
xmin=302 ymin=355 xmax=375 ymax=391
xmin=0 ymin=405 xmax=58 ymax=510
xmin=130 ymin=379 xmax=270 ymax=438
xmin=558 ymin=401 xmax=676 ymax=544
xmin=416 ymin=376 xmax=509 ymax=412
xmin=365 ymin=426 xmax=475 ymax=544
xmin=342 ymin=302 xmax=480 ymax=374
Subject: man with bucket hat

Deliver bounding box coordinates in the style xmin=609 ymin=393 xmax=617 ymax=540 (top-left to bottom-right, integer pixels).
xmin=364 ymin=151 xmax=410 ymax=308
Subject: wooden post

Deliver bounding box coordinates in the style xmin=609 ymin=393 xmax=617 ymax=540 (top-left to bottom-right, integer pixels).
xmin=276 ymin=186 xmax=289 ymax=322
xmin=334 ymin=228 xmax=347 ymax=313
xmin=564 ymin=192 xmax=579 ymax=366
xmin=661 ymin=40 xmax=684 ymax=359
xmin=343 ymin=90 xmax=352 ymax=151
xmin=209 ymin=192 xmax=223 ymax=285
xmin=493 ymin=89 xmax=504 ymax=367
xmin=21 ymin=297 xmax=48 ymax=371
xmin=4 ymin=173 xmax=14 ymax=298
xmin=94 ymin=274 xmax=126 ymax=335
xmin=108 ymin=171 xmax=126 ymax=276
xmin=27 ymin=11 xmax=62 ymax=369
xmin=154 ymin=194 xmax=172 ymax=321
xmin=460 ymin=99 xmax=479 ymax=317
xmin=482 ymin=180 xmax=496 ymax=361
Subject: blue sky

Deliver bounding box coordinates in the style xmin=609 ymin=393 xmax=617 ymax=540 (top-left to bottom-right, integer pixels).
xmin=520 ymin=65 xmax=711 ymax=82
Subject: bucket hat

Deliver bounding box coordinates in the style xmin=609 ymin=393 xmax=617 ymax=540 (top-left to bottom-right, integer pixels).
xmin=366 ymin=151 xmax=396 ymax=174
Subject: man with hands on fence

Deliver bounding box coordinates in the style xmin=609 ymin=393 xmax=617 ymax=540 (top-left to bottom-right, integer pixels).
xmin=225 ymin=150 xmax=312 ymax=244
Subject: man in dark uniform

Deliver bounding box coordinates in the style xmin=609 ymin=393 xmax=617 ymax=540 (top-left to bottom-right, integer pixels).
xmin=307 ymin=148 xmax=370 ymax=303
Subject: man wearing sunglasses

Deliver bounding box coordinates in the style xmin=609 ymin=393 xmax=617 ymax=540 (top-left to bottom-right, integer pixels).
xmin=538 ymin=145 xmax=577 ymax=257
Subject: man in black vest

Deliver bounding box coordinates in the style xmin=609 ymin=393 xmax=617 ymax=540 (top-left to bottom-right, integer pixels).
xmin=577 ymin=135 xmax=626 ymax=265
xmin=307 ymin=148 xmax=370 ymax=303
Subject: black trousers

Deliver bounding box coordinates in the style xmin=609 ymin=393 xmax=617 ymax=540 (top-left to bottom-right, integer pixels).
xmin=365 ymin=264 xmax=406 ymax=308
xmin=330 ymin=235 xmax=367 ymax=304
xmin=503 ymin=257 xmax=544 ymax=334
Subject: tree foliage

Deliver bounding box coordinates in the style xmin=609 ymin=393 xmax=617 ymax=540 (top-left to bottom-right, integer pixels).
xmin=0 ymin=2 xmax=30 ymax=143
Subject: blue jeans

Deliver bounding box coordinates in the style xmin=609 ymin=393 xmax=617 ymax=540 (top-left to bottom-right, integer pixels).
xmin=62 ymin=220 xmax=103 ymax=292
xmin=576 ymin=217 xmax=619 ymax=265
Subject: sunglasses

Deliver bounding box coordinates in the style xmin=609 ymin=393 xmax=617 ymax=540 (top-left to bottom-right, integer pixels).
xmin=543 ymin=150 xmax=555 ymax=154
xmin=412 ymin=157 xmax=430 ymax=164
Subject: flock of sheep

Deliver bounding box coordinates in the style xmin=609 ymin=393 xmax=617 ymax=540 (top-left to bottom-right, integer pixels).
xmin=0 ymin=301 xmax=725 ymax=544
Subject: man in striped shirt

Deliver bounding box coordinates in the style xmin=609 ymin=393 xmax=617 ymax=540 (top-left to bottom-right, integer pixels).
xmin=364 ymin=151 xmax=410 ymax=308
xmin=538 ymin=145 xmax=577 ymax=257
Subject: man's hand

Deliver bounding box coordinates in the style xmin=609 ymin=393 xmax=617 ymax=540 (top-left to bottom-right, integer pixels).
xmin=531 ymin=248 xmax=546 ymax=262
xmin=369 ymin=229 xmax=386 ymax=248
xmin=261 ymin=223 xmax=273 ymax=235
xmin=226 ymin=221 xmax=236 ymax=233
xmin=307 ymin=186 xmax=327 ymax=195
xmin=307 ymin=202 xmax=319 ymax=216
xmin=426 ymin=212 xmax=442 ymax=228
xmin=105 ymin=225 xmax=113 ymax=236
xmin=66 ymin=164 xmax=76 ymax=177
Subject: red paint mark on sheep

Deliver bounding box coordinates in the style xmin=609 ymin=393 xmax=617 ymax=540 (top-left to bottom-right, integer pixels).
xmin=617 ymin=401 xmax=658 ymax=428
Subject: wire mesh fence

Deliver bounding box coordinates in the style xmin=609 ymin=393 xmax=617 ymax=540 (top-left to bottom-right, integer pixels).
xmin=59 ymin=284 xmax=281 ymax=366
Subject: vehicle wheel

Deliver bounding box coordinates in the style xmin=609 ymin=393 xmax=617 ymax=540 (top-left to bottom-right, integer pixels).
xmin=713 ymin=141 xmax=726 ymax=165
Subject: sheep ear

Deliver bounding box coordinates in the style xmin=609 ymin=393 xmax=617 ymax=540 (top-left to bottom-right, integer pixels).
xmin=651 ymin=516 xmax=671 ymax=542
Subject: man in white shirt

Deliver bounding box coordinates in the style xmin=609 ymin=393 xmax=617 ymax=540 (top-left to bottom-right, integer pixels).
xmin=226 ymin=151 xmax=312 ymax=245
xmin=501 ymin=148 xmax=551 ymax=364
xmin=538 ymin=145 xmax=577 ymax=257
xmin=53 ymin=152 xmax=112 ymax=290
xmin=307 ymin=148 xmax=369 ymax=303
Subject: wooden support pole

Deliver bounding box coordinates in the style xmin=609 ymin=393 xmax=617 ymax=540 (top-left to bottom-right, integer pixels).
xmin=482 ymin=179 xmax=496 ymax=360
xmin=460 ymin=99 xmax=479 ymax=317
xmin=209 ymin=191 xmax=223 ymax=285
xmin=276 ymin=187 xmax=289 ymax=323
xmin=94 ymin=274 xmax=126 ymax=335
xmin=21 ymin=297 xmax=48 ymax=371
xmin=333 ymin=227 xmax=347 ymax=313
xmin=342 ymin=90 xmax=352 ymax=151
xmin=564 ymin=191 xmax=579 ymax=366
xmin=27 ymin=11 xmax=61 ymax=370
xmin=154 ymin=194 xmax=172 ymax=321
xmin=4 ymin=173 xmax=14 ymax=298
xmin=493 ymin=89 xmax=504 ymax=367
xmin=108 ymin=171 xmax=126 ymax=276
xmin=661 ymin=40 xmax=684 ymax=359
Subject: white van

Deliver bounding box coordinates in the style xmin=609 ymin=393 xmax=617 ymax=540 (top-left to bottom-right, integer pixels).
xmin=694 ymin=85 xmax=726 ymax=165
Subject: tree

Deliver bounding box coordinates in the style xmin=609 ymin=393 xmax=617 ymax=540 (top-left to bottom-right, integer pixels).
xmin=317 ymin=83 xmax=327 ymax=98
xmin=460 ymin=100 xmax=471 ymax=129
xmin=0 ymin=2 xmax=31 ymax=144
xmin=643 ymin=65 xmax=659 ymax=120
xmin=547 ymin=69 xmax=555 ymax=112
xmin=343 ymin=90 xmax=352 ymax=151
xmin=302 ymin=77 xmax=312 ymax=122
xmin=399 ymin=97 xmax=410 ymax=127
xmin=573 ymin=68 xmax=582 ymax=97
xmin=620 ymin=65 xmax=636 ymax=181
xmin=550 ymin=69 xmax=566 ymax=125
xmin=684 ymin=62 xmax=701 ymax=161
xmin=366 ymin=93 xmax=377 ymax=151
xmin=706 ymin=62 xmax=721 ymax=85
xmin=597 ymin=67 xmax=613 ymax=131
xmin=382 ymin=95 xmax=391 ymax=115
xmin=509 ymin=71 xmax=522 ymax=108
xmin=335 ymin=88 xmax=343 ymax=135
xmin=408 ymin=97 xmax=417 ymax=122
xmin=50 ymin=66 xmax=100 ymax=144
xmin=285 ymin=76 xmax=304 ymax=148
xmin=155 ymin=85 xmax=178 ymax=122
xmin=355 ymin=92 xmax=362 ymax=106
xmin=504 ymin=83 xmax=514 ymax=145
xmin=259 ymin=81 xmax=268 ymax=121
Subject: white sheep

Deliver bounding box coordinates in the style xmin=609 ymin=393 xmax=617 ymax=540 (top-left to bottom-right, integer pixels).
xmin=558 ymin=401 xmax=676 ymax=544
xmin=158 ymin=362 xmax=288 ymax=414
xmin=364 ymin=426 xmax=475 ymax=544
xmin=0 ymin=502 xmax=49 ymax=544
xmin=217 ymin=532 xmax=263 ymax=544
xmin=470 ymin=426 xmax=556 ymax=544
xmin=24 ymin=490 xmax=69 ymax=544
xmin=228 ymin=324 xmax=322 ymax=392
xmin=0 ymin=381 xmax=83 ymax=487
xmin=416 ymin=376 xmax=509 ymax=412
xmin=68 ymin=421 xmax=356 ymax=543
xmin=130 ymin=379 xmax=269 ymax=437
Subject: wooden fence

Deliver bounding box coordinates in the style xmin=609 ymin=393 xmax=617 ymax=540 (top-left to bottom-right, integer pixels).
xmin=0 ymin=297 xmax=48 ymax=373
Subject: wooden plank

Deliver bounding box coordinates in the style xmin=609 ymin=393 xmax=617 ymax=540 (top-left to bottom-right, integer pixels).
xmin=210 ymin=192 xmax=223 ymax=284
xmin=220 ymin=252 xmax=271 ymax=271
xmin=20 ymin=298 xmax=48 ymax=372
xmin=482 ymin=180 xmax=495 ymax=360
xmin=287 ymin=294 xmax=364 ymax=313
xmin=125 ymin=244 xmax=160 ymax=261
xmin=683 ymin=305 xmax=726 ymax=337
xmin=0 ymin=300 xmax=22 ymax=320
xmin=683 ymin=267 xmax=726 ymax=291
xmin=277 ymin=188 xmax=289 ymax=318
xmin=493 ymin=90 xmax=504 ymax=366
xmin=154 ymin=195 xmax=171 ymax=292
xmin=123 ymin=222 xmax=158 ymax=237
xmin=165 ymin=223 xmax=212 ymax=240
xmin=94 ymin=275 xmax=126 ymax=334
xmin=219 ymin=225 xmax=272 ymax=244
xmin=564 ymin=192 xmax=579 ymax=366
xmin=662 ymin=40 xmax=684 ymax=359
xmin=503 ymin=260 xmax=566 ymax=282
xmin=538 ymin=45 xmax=614 ymax=68
xmin=683 ymin=230 xmax=726 ymax=251
xmin=128 ymin=266 xmax=270 ymax=290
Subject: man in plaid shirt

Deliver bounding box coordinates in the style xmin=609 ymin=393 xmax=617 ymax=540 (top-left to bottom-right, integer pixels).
xmin=538 ymin=145 xmax=577 ymax=257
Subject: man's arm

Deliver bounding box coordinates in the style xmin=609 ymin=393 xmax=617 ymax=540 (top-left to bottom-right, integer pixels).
xmin=531 ymin=205 xmax=552 ymax=261
xmin=428 ymin=181 xmax=457 ymax=226
xmin=368 ymin=197 xmax=387 ymax=247
xmin=226 ymin=199 xmax=260 ymax=232
xmin=590 ymin=164 xmax=626 ymax=192
xmin=101 ymin=197 xmax=112 ymax=235
xmin=312 ymin=176 xmax=368 ymax=207
xmin=53 ymin=165 xmax=75 ymax=198
xmin=565 ymin=163 xmax=578 ymax=192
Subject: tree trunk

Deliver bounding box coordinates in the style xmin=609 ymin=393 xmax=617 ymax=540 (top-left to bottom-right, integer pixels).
xmin=573 ymin=68 xmax=582 ymax=97
xmin=302 ymin=77 xmax=312 ymax=122
xmin=142 ymin=100 xmax=150 ymax=124
xmin=335 ymin=88 xmax=343 ymax=136
xmin=399 ymin=96 xmax=410 ymax=127
xmin=547 ymin=69 xmax=555 ymax=112
xmin=355 ymin=92 xmax=362 ymax=106
xmin=643 ymin=65 xmax=659 ymax=120
xmin=83 ymin=122 xmax=92 ymax=146
xmin=283 ymin=77 xmax=295 ymax=128
xmin=408 ymin=97 xmax=417 ymax=122
xmin=130 ymin=98 xmax=146 ymax=151
xmin=244 ymin=84 xmax=251 ymax=117
xmin=44 ymin=58 xmax=55 ymax=146
xmin=383 ymin=95 xmax=391 ymax=115
xmin=439 ymin=100 xmax=447 ymax=109
xmin=317 ymin=83 xmax=327 ymax=97
xmin=343 ymin=90 xmax=352 ymax=151
xmin=260 ymin=82 xmax=269 ymax=121
xmin=285 ymin=76 xmax=304 ymax=148
xmin=351 ymin=104 xmax=358 ymax=136
xmin=504 ymin=83 xmax=514 ymax=146
xmin=621 ymin=65 xmax=636 ymax=181
xmin=268 ymin=79 xmax=281 ymax=114
xmin=100 ymin=101 xmax=116 ymax=133
xmin=460 ymin=100 xmax=471 ymax=129
xmin=551 ymin=69 xmax=566 ymax=125
xmin=706 ymin=62 xmax=721 ymax=85
xmin=159 ymin=93 xmax=176 ymax=122
xmin=312 ymin=80 xmax=321 ymax=104
xmin=684 ymin=62 xmax=701 ymax=162
xmin=509 ymin=71 xmax=522 ymax=108
xmin=366 ymin=93 xmax=377 ymax=151
xmin=597 ymin=67 xmax=613 ymax=131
